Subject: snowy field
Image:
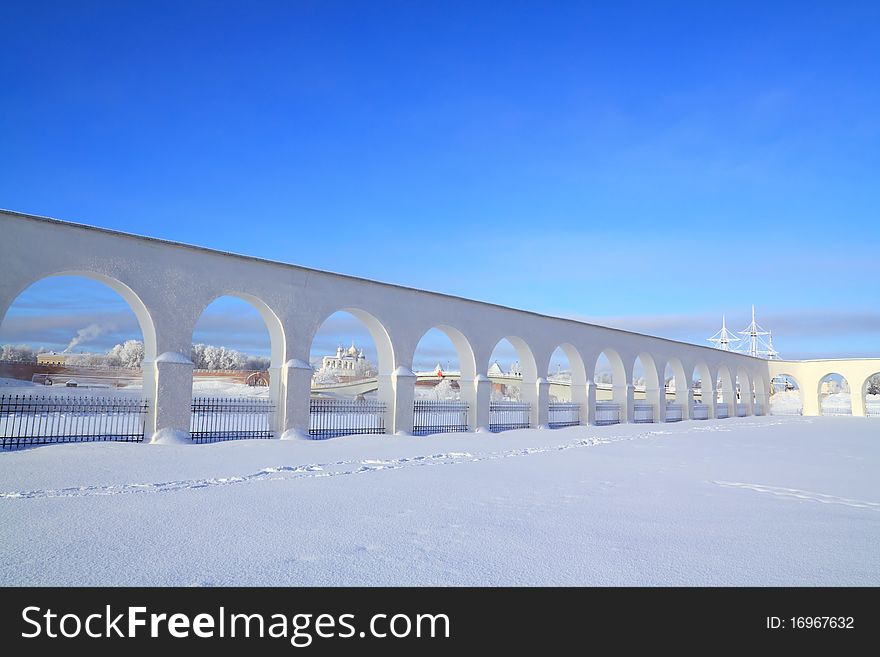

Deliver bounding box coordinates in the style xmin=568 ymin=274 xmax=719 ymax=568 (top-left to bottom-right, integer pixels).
xmin=1 ymin=416 xmax=878 ymax=586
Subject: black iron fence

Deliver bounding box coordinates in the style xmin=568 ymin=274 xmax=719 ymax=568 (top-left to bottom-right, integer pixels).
xmin=692 ymin=404 xmax=709 ymax=420
xmin=595 ymin=402 xmax=620 ymax=426
xmin=310 ymin=397 xmax=386 ymax=439
xmin=489 ymin=401 xmax=530 ymax=432
xmin=548 ymin=402 xmax=580 ymax=428
xmin=190 ymin=397 xmax=275 ymax=443
xmin=633 ymin=403 xmax=654 ymax=423
xmin=716 ymin=403 xmax=730 ymax=419
xmin=735 ymin=403 xmax=748 ymax=417
xmin=0 ymin=394 xmax=148 ymax=448
xmin=665 ymin=403 xmax=683 ymax=422
xmin=412 ymin=399 xmax=468 ymax=436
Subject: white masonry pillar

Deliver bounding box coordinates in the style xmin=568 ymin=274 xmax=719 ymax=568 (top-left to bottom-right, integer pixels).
xmin=472 ymin=374 xmax=491 ymax=431
xmin=570 ymin=381 xmax=588 ymax=426
xmin=534 ymin=377 xmax=550 ymax=428
xmin=146 ymin=351 xmax=194 ymax=442
xmin=586 ymin=381 xmax=597 ymax=425
xmin=280 ymin=359 xmax=313 ymax=439
xmin=390 ymin=366 xmax=417 ymax=435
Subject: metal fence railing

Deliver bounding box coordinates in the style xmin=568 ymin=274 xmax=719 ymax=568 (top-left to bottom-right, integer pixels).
xmin=489 ymin=401 xmax=530 ymax=432
xmin=191 ymin=397 xmax=275 ymax=443
xmin=769 ymin=403 xmax=802 ymax=416
xmin=633 ymin=403 xmax=654 ymax=423
xmin=716 ymin=403 xmax=730 ymax=419
xmin=752 ymin=404 xmax=764 ymax=416
xmin=412 ymin=399 xmax=468 ymax=436
xmin=867 ymin=402 xmax=880 ymax=417
xmin=0 ymin=394 xmax=148 ymax=448
xmin=595 ymin=402 xmax=620 ymax=426
xmin=820 ymin=400 xmax=852 ymax=416
xmin=310 ymin=397 xmax=386 ymax=439
xmin=692 ymin=404 xmax=709 ymax=420
xmin=548 ymin=402 xmax=580 ymax=428
xmin=665 ymin=403 xmax=683 ymax=422
xmin=735 ymin=403 xmax=748 ymax=417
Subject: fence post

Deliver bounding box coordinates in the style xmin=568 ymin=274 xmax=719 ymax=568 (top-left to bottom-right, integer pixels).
xmin=147 ymin=352 xmax=194 ymax=442
xmin=281 ymin=359 xmax=313 ymax=439
xmin=472 ymin=374 xmax=491 ymax=431
xmin=390 ymin=366 xmax=417 ymax=435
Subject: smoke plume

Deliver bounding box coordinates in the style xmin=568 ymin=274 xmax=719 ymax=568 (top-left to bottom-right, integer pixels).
xmin=64 ymin=323 xmax=105 ymax=353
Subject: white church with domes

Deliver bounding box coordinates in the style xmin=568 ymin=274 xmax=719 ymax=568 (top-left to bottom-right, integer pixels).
xmin=320 ymin=342 xmax=369 ymax=375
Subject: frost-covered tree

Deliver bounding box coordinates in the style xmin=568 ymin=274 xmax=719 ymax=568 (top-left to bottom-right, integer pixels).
xmin=191 ymin=343 xmax=250 ymax=371
xmin=868 ymin=374 xmax=880 ymax=396
xmin=0 ymin=344 xmax=41 ymax=362
xmin=431 ymin=376 xmax=459 ymax=401
xmin=106 ymin=340 xmax=144 ymax=368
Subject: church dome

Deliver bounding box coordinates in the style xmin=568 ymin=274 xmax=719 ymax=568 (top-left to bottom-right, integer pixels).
xmin=347 ymin=343 xmax=359 ymax=356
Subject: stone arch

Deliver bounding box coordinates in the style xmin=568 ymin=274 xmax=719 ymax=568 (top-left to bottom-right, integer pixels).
xmin=411 ymin=324 xmax=477 ymax=382
xmin=817 ymin=372 xmax=851 ymax=416
xmin=2 ymin=270 xmax=158 ymax=361
xmin=633 ymin=352 xmax=660 ymax=422
xmin=861 ymin=372 xmax=880 ymax=417
xmin=769 ymin=372 xmax=802 ymax=415
xmin=310 ymin=307 xmax=395 ymax=377
xmin=716 ymin=365 xmax=735 ymax=417
xmin=193 ymin=292 xmax=286 ymax=368
xmin=487 ymin=335 xmax=538 ymax=383
xmin=663 ymin=357 xmax=688 ymax=402
xmin=692 ymin=361 xmax=713 ymax=418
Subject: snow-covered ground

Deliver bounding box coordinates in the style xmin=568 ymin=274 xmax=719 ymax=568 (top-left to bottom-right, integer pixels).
xmin=1 ymin=416 xmax=877 ymax=586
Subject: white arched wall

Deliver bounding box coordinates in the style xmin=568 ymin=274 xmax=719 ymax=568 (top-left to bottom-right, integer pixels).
xmin=3 ymin=211 xmax=803 ymax=438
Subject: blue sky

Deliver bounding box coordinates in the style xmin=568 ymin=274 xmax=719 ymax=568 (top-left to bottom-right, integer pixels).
xmin=1 ymin=1 xmax=878 ymax=364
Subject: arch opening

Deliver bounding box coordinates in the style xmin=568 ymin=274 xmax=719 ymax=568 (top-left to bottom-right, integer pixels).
xmin=691 ymin=362 xmax=712 ymax=419
xmin=632 ymin=353 xmax=659 ymax=423
xmin=0 ymin=274 xmax=154 ymax=444
xmin=307 ymin=309 xmax=393 ymax=438
xmin=487 ymin=337 xmax=536 ymax=401
xmin=190 ymin=294 xmax=283 ymax=441
xmin=412 ymin=327 xmax=469 ymax=401
xmin=715 ymin=366 xmax=735 ymax=418
xmin=769 ymin=373 xmax=802 ymax=415
xmin=818 ymin=373 xmax=851 ymax=416
xmin=594 ymin=349 xmax=626 ymax=425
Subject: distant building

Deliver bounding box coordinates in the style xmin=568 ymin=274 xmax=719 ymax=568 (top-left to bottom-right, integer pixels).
xmin=319 ymin=343 xmax=370 ymax=376
xmin=36 ymin=352 xmax=89 ymax=366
